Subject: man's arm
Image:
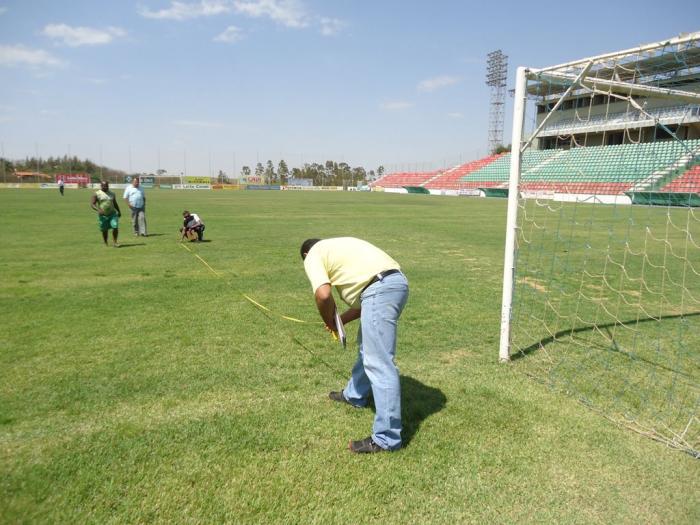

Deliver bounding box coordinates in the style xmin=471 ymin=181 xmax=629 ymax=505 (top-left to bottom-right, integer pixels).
xmin=113 ymin=197 xmax=121 ymax=216
xmin=90 ymin=194 xmax=102 ymax=214
xmin=123 ymin=188 xmax=133 ymax=208
xmin=314 ymin=284 xmax=336 ymax=331
xmin=340 ymin=308 xmax=361 ymax=325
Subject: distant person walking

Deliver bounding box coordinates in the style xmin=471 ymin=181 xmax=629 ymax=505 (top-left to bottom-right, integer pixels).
xmin=300 ymin=237 xmax=409 ymax=453
xmin=180 ymin=210 xmax=205 ymax=242
xmin=123 ymin=176 xmax=147 ymax=236
xmin=58 ymin=178 xmax=64 ymax=196
xmin=91 ymin=181 xmax=121 ymax=247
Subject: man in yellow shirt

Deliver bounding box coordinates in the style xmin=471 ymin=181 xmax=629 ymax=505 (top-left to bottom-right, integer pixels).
xmin=301 ymin=237 xmax=409 ymax=453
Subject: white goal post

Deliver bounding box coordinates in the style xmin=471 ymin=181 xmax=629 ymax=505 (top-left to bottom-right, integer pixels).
xmin=497 ymin=33 xmax=700 ymax=454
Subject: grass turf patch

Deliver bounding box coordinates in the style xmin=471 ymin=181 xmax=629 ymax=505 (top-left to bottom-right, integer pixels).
xmin=1 ymin=188 xmax=698 ymax=523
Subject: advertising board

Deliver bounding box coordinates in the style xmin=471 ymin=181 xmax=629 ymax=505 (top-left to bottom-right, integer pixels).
xmin=185 ymin=177 xmax=212 ymax=184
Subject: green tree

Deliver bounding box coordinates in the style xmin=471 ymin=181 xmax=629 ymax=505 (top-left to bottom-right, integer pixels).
xmin=352 ymin=167 xmax=366 ymax=186
xmin=278 ymin=160 xmax=289 ymax=185
xmin=264 ymin=160 xmax=276 ymax=184
xmin=241 ymin=166 xmax=251 ymax=181
xmin=255 ymin=162 xmax=264 ymax=183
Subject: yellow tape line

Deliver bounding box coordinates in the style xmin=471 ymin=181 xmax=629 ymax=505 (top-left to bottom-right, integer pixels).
xmin=241 ymin=294 xmax=308 ymax=323
xmin=180 ymin=242 xmax=318 ymax=325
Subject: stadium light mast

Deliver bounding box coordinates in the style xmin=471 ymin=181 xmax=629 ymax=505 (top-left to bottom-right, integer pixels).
xmin=486 ymin=50 xmax=508 ymax=155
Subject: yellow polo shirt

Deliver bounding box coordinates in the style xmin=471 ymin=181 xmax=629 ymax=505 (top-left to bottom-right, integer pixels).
xmin=303 ymin=237 xmax=400 ymax=308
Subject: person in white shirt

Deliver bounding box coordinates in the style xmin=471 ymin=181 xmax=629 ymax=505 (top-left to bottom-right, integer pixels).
xmin=180 ymin=210 xmax=205 ymax=242
xmin=123 ymin=177 xmax=147 ymax=236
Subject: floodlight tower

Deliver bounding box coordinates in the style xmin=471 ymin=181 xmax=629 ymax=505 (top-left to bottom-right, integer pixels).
xmin=486 ymin=50 xmax=508 ymax=154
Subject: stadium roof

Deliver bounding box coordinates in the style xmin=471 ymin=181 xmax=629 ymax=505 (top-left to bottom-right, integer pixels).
xmin=526 ymin=32 xmax=700 ymax=98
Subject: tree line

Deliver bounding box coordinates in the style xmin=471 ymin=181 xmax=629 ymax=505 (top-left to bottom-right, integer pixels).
xmin=0 ymin=155 xmax=126 ymax=182
xmin=0 ymin=155 xmax=387 ymax=186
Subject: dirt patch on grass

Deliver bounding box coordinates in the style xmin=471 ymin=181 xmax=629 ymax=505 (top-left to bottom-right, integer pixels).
xmin=520 ymin=277 xmax=548 ymax=293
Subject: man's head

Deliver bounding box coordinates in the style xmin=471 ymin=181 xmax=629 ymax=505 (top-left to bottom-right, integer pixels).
xmin=133 ymin=177 xmax=140 ymax=187
xmin=100 ymin=180 xmax=109 ymax=191
xmin=300 ymin=238 xmax=321 ymax=260
xmin=183 ymin=210 xmax=191 ymax=218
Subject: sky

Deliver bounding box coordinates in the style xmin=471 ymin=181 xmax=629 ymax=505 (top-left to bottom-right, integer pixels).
xmin=0 ymin=0 xmax=698 ymax=177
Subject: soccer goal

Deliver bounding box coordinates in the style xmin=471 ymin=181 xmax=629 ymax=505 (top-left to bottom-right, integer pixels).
xmin=499 ymin=32 xmax=700 ymax=456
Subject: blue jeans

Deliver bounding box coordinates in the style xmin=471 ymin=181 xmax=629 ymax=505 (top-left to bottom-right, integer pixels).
xmin=343 ymin=272 xmax=409 ymax=450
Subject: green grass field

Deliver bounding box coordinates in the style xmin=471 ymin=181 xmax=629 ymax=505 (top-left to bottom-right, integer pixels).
xmin=1 ymin=188 xmax=698 ymax=524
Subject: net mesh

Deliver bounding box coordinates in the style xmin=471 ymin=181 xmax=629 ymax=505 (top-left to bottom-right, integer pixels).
xmin=508 ymin=34 xmax=700 ymax=456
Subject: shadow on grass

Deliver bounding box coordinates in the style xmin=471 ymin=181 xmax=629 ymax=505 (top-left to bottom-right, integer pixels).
xmin=511 ymin=311 xmax=700 ymax=376
xmin=401 ymin=375 xmax=447 ymax=448
xmin=115 ymin=243 xmax=146 ymax=248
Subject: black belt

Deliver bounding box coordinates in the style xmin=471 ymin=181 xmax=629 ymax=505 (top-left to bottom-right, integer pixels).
xmin=362 ymin=269 xmax=401 ymax=293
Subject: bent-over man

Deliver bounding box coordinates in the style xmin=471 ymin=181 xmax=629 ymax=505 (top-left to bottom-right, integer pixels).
xmin=300 ymin=237 xmax=409 ymax=453
xmin=180 ymin=210 xmax=205 ymax=242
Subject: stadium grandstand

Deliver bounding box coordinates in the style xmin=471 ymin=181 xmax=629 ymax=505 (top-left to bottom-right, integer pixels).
xmin=373 ymin=32 xmax=700 ymax=204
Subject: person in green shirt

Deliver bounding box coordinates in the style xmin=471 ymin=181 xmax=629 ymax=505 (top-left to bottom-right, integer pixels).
xmin=90 ymin=180 xmax=122 ymax=247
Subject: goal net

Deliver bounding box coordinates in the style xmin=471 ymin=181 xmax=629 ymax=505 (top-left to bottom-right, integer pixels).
xmin=500 ymin=33 xmax=700 ymax=456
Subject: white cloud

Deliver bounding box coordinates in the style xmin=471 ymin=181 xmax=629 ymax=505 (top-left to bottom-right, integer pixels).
xmin=380 ymin=101 xmax=414 ymax=111
xmin=319 ymin=17 xmax=343 ymax=36
xmin=86 ymin=77 xmax=108 ymax=85
xmin=0 ymin=7 xmax=8 ymax=16
xmin=140 ymin=1 xmax=334 ymax=34
xmin=417 ymin=75 xmax=460 ymax=93
xmin=0 ymin=45 xmax=63 ymax=67
xmin=234 ymin=0 xmax=308 ymax=28
xmin=42 ymin=24 xmax=126 ymax=47
xmin=214 ymin=25 xmax=244 ymax=43
xmin=447 ymin=112 xmax=463 ymax=119
xmin=139 ymin=1 xmax=234 ymax=20
xmin=174 ymin=119 xmax=225 ymax=128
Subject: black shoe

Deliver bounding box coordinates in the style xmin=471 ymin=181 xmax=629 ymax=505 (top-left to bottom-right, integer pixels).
xmin=329 ymin=391 xmax=352 ymax=405
xmin=348 ymin=436 xmax=388 ymax=453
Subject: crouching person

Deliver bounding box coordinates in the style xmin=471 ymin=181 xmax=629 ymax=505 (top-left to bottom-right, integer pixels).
xmin=180 ymin=210 xmax=205 ymax=242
